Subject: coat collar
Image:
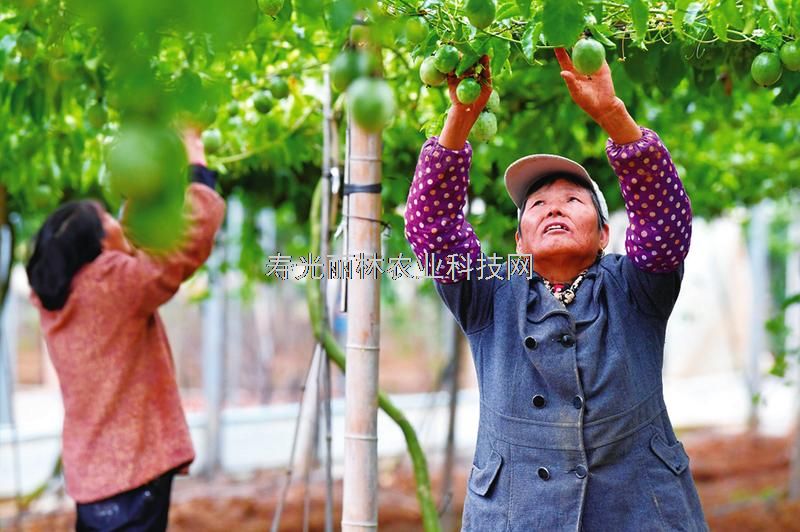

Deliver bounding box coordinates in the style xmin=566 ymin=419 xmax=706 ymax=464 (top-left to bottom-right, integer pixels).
xmin=509 ymin=259 xmax=604 ymax=336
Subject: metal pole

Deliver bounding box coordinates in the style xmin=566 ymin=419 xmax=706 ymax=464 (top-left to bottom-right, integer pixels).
xmin=440 ymin=317 xmax=461 ymax=530
xmin=320 ymin=65 xmax=336 ymax=532
xmin=786 ymin=212 xmax=800 ymax=500
xmin=341 ymin=55 xmax=383 ymax=532
xmin=201 ymin=244 xmax=225 ymax=476
xmin=746 ymin=202 xmax=770 ymax=431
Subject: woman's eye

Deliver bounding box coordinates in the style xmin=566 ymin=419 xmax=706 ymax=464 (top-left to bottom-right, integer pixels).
xmin=532 ymin=200 xmax=544 ymax=207
xmin=569 ymin=197 xmax=581 ymax=202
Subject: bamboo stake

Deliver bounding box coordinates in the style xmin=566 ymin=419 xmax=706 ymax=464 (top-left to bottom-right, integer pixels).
xmin=307 ymin=184 xmax=441 ymax=531
xmin=341 ymin=98 xmax=382 ymax=532
xmin=320 ymin=66 xmax=336 ymax=532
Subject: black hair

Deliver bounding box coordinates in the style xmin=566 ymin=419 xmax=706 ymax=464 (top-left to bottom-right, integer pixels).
xmin=26 ymin=200 xmax=105 ymax=311
xmin=517 ymin=173 xmax=606 ymax=236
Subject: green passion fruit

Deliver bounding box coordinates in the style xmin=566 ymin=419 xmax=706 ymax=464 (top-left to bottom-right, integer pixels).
xmin=456 ymin=78 xmax=481 ymax=104
xmin=433 ymin=45 xmax=459 ymax=74
xmin=751 ymin=52 xmax=782 ymax=86
xmin=572 ymin=38 xmax=606 ymax=76
xmin=470 ymin=111 xmax=497 ymax=142
xmin=779 ymin=41 xmax=800 ymax=72
xmin=420 ymin=56 xmax=447 ymax=86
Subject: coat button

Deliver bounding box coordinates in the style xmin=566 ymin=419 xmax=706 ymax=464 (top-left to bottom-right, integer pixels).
xmin=559 ymin=334 xmax=575 ymax=347
xmin=572 ymin=396 xmax=584 ymax=410
xmin=575 ymin=465 xmax=587 ymax=479
xmin=532 ymin=394 xmax=546 ymax=408
xmin=524 ymin=336 xmax=537 ymax=349
xmin=537 ymin=467 xmax=550 ymax=481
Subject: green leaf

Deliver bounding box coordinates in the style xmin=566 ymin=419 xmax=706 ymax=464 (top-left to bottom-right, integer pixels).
xmin=588 ymin=23 xmax=616 ymax=47
xmin=673 ymin=0 xmax=691 ymax=37
xmin=329 ymin=0 xmax=358 ymax=32
xmin=709 ymin=8 xmax=729 ymax=41
xmin=626 ymin=0 xmax=648 ymax=44
xmin=721 ymin=0 xmax=744 ymax=29
xmin=793 ymin=0 xmax=800 ymax=32
xmin=774 ymin=70 xmax=800 ymax=105
xmin=623 ymin=46 xmax=657 ymax=84
xmin=455 ymin=38 xmax=490 ymax=76
xmin=541 ymin=0 xmax=585 ymax=47
xmin=495 ymin=2 xmax=520 ymax=21
xmin=490 ymin=38 xmax=511 ymax=76
xmin=515 ymin=0 xmax=532 ymax=18
xmin=456 ymin=47 xmax=481 ymax=76
xmin=521 ymin=21 xmax=542 ymax=63
xmin=655 ymin=43 xmax=686 ymax=93
xmin=765 ymin=0 xmax=789 ymax=29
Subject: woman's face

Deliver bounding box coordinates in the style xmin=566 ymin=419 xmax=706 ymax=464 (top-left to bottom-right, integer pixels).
xmin=94 ymin=204 xmax=133 ymax=255
xmin=515 ymin=178 xmax=609 ymax=267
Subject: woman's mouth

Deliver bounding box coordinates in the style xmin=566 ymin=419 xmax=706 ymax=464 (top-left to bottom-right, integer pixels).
xmin=544 ymin=223 xmax=569 ymax=234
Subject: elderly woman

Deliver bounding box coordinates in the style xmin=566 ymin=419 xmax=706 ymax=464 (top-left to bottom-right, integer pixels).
xmin=404 ymin=52 xmax=708 ymax=530
xmin=26 ymin=129 xmax=225 ymax=531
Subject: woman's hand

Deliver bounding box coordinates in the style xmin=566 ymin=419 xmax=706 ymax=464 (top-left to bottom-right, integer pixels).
xmin=555 ymin=47 xmax=618 ymax=119
xmin=555 ymin=48 xmax=642 ymax=144
xmin=182 ymin=127 xmax=207 ymax=167
xmin=439 ymin=55 xmax=493 ymax=150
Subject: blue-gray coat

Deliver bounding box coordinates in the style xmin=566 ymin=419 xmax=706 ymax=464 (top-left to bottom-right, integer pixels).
xmin=437 ymin=253 xmax=708 ymax=531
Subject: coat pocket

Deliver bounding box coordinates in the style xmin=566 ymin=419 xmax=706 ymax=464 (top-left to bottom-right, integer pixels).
xmin=650 ymin=433 xmax=689 ymax=475
xmin=469 ymin=449 xmax=503 ymax=497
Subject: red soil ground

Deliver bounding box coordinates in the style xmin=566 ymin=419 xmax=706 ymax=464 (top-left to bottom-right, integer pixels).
xmin=4 ymin=430 xmax=799 ymax=531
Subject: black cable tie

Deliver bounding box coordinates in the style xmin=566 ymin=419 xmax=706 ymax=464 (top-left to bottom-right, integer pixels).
xmin=344 ymin=214 xmax=392 ymax=234
xmin=343 ymin=183 xmax=382 ymax=195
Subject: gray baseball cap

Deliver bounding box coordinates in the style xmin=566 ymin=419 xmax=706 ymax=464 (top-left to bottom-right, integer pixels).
xmin=504 ymin=154 xmax=609 ymax=222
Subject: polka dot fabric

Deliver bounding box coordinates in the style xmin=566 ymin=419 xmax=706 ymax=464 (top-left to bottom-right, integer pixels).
xmin=404 ymin=128 xmax=692 ymax=283
xmin=403 ymin=137 xmax=482 ymax=284
xmin=606 ymin=127 xmax=692 ymax=273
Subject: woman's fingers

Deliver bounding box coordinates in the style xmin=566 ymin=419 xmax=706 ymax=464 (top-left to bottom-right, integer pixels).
xmin=554 ymin=48 xmax=575 ymax=72
xmin=560 ymin=70 xmax=578 ymax=92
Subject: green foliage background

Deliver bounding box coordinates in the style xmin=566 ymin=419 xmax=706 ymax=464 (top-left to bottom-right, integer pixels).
xmin=0 ymin=0 xmax=799 ymax=276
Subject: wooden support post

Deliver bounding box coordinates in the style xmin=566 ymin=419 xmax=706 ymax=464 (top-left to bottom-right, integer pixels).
xmin=341 ymin=91 xmax=383 ymax=532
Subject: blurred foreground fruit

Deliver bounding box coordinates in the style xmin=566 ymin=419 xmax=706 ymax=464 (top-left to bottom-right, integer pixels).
xmin=348 ymin=78 xmax=396 ymax=132
xmin=464 ymin=0 xmax=496 ymax=29
xmin=124 ymin=194 xmax=186 ymax=252
xmin=108 ymin=122 xmax=187 ymax=200
xmin=405 ymin=17 xmax=428 ymax=44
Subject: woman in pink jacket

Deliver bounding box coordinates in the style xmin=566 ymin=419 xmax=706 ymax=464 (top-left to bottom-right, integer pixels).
xmin=25 ymin=128 xmax=226 ymax=531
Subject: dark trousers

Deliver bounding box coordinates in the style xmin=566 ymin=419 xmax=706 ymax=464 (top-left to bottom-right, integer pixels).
xmin=75 ymin=470 xmax=175 ymax=532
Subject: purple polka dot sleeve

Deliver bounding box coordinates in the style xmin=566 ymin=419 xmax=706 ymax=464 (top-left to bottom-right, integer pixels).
xmin=607 ymin=127 xmax=692 ymax=273
xmin=404 ymin=137 xmax=482 ymax=284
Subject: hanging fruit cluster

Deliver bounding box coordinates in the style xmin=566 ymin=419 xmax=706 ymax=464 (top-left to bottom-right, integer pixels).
xmin=751 ymin=42 xmax=800 ymax=86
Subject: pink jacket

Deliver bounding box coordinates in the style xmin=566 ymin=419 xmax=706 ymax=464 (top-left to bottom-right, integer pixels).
xmin=34 ymin=183 xmax=226 ymax=503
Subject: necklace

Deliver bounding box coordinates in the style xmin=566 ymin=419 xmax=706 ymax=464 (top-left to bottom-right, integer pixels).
xmin=542 ymin=270 xmax=588 ymax=305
